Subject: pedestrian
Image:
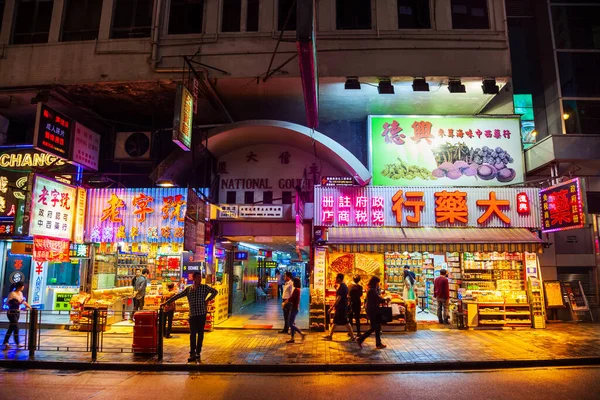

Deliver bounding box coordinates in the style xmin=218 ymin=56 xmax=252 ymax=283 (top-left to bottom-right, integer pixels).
xmin=133 ymin=268 xmax=149 ymax=316
xmin=276 ymin=270 xmax=284 ymax=299
xmin=403 ymin=266 xmax=416 ymax=301
xmin=132 ymin=268 xmax=141 ymax=313
xmin=2 ymin=282 xmax=32 ymax=350
xmin=161 ymin=271 xmax=218 ymax=362
xmin=279 ymin=271 xmax=293 ymax=334
xmin=285 ymin=278 xmax=305 ymax=343
xmin=263 ymin=272 xmax=271 ymax=292
xmin=356 ymin=276 xmax=387 ymax=349
xmin=161 ymin=282 xmax=178 ymax=338
xmin=434 ymin=269 xmax=450 ymax=324
xmin=348 ymin=275 xmax=363 ymax=336
xmin=323 ymin=273 xmax=355 ymax=341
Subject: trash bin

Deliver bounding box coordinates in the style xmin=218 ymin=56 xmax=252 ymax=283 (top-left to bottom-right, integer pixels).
xmin=132 ymin=311 xmax=158 ymax=354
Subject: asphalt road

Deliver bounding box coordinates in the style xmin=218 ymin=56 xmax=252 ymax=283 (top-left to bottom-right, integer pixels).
xmin=1 ymin=367 xmax=599 ymax=400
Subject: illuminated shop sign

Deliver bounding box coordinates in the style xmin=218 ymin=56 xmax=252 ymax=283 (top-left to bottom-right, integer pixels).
xmin=540 ymin=178 xmax=585 ymax=233
xmin=29 ymin=175 xmax=77 ymax=240
xmin=172 ymin=84 xmax=193 ymax=151
xmin=33 ymin=103 xmax=74 ymax=160
xmin=33 ymin=235 xmax=70 ymax=262
xmin=85 ymin=188 xmax=188 ymax=243
xmin=314 ymin=186 xmax=540 ymax=228
xmin=368 ymin=116 xmax=523 ymax=187
xmin=72 ymin=122 xmax=101 ymax=171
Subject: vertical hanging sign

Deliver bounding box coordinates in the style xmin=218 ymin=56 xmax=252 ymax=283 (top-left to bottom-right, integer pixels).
xmin=33 ymin=103 xmax=74 ymax=160
xmin=72 ymin=187 xmax=87 ymax=243
xmin=172 ymin=84 xmax=194 ymax=151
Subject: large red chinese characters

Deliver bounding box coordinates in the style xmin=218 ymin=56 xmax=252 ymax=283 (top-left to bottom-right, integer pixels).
xmin=101 ymin=193 xmax=125 ymax=223
xmin=132 ymin=193 xmax=154 ymax=223
xmin=434 ymin=190 xmax=468 ymax=224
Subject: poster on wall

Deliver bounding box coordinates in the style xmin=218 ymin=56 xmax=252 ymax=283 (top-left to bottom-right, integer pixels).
xmin=540 ymin=177 xmax=585 ymax=233
xmin=368 ymin=116 xmax=523 ymax=187
xmin=28 ymin=175 xmax=77 ymax=240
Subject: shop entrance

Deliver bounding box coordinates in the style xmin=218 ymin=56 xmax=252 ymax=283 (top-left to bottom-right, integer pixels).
xmin=216 ymin=236 xmax=309 ymax=330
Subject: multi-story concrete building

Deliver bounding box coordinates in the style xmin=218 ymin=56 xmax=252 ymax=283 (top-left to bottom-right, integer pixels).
xmin=507 ymin=0 xmax=600 ymax=312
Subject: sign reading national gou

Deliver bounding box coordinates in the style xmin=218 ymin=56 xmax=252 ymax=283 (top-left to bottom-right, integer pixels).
xmin=368 ymin=116 xmax=523 ymax=187
xmin=314 ymin=186 xmax=540 ymax=229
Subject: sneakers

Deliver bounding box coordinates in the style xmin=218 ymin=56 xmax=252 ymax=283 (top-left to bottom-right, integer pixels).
xmin=376 ymin=344 xmax=387 ymax=349
xmin=322 ymin=335 xmax=332 ymax=341
xmin=286 ymin=339 xmax=295 ymax=344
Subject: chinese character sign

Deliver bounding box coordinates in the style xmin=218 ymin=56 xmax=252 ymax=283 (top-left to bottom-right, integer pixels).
xmin=369 ymin=116 xmax=523 ymax=187
xmin=72 ymin=123 xmax=101 ymax=170
xmin=33 ymin=103 xmax=73 ymax=160
xmin=540 ymin=178 xmax=585 ymax=233
xmin=29 ymin=175 xmax=77 ymax=240
xmin=314 ymin=186 xmax=540 ymax=228
xmin=85 ymin=188 xmax=188 ymax=243
xmin=33 ymin=236 xmax=70 ymax=262
xmin=172 ymin=84 xmax=194 ymax=151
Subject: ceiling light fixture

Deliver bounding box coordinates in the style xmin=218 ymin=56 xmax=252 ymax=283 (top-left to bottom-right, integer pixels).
xmin=344 ymin=77 xmax=361 ymax=90
xmin=412 ymin=77 xmax=429 ymax=92
xmin=378 ymin=79 xmax=394 ymax=94
xmin=482 ymin=78 xmax=499 ymax=94
xmin=448 ymin=79 xmax=466 ymax=93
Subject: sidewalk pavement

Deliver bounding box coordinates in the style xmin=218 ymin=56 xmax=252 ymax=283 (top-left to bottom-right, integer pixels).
xmin=1 ymin=323 xmax=599 ymax=372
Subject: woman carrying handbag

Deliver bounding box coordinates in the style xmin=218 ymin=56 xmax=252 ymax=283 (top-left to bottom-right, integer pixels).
xmin=356 ymin=276 xmax=387 ymax=349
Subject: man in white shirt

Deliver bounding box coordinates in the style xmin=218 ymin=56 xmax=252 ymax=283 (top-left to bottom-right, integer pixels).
xmin=279 ymin=272 xmax=293 ymax=334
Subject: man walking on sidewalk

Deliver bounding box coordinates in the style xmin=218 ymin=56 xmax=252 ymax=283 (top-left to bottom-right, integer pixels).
xmin=279 ymin=272 xmax=293 ymax=334
xmin=161 ymin=271 xmax=218 ymax=362
xmin=434 ymin=269 xmax=450 ymax=324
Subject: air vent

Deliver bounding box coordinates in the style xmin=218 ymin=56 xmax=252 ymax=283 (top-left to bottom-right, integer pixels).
xmin=114 ymin=131 xmax=152 ymax=160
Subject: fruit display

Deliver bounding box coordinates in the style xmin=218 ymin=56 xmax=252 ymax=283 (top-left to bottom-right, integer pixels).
xmin=381 ymin=158 xmax=436 ymax=180
xmin=431 ymin=143 xmax=517 ymax=183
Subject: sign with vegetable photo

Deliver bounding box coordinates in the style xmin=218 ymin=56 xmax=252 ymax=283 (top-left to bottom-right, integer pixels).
xmin=368 ymin=116 xmax=523 ymax=187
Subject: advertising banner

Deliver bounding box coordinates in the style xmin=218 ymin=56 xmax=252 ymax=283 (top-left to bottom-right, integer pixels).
xmin=368 ymin=116 xmax=523 ymax=187
xmin=29 ymin=175 xmax=77 ymax=240
xmin=540 ymin=178 xmax=585 ymax=233
xmin=72 ymin=122 xmax=101 ymax=170
xmin=172 ymin=84 xmax=193 ymax=151
xmin=33 ymin=235 xmax=70 ymax=262
xmin=30 ymin=260 xmax=46 ymax=306
xmin=85 ymin=188 xmax=187 ymax=243
xmin=314 ymin=186 xmax=540 ymax=228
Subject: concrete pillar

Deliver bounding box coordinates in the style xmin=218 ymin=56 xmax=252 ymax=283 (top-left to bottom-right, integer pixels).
xmin=98 ymin=0 xmax=115 ymax=40
xmin=0 ymin=0 xmax=16 ymax=45
xmin=48 ymin=0 xmax=65 ymax=43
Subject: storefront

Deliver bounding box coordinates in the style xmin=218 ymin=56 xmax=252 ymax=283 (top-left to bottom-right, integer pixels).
xmin=311 ymin=185 xmax=545 ymax=331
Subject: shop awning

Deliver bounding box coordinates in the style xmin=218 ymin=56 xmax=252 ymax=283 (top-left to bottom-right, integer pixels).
xmin=326 ymin=227 xmax=542 ymax=253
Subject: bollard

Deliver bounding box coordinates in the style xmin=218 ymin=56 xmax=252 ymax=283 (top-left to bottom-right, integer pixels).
xmin=28 ymin=308 xmax=38 ymax=359
xmin=91 ymin=309 xmax=99 ymax=362
xmin=157 ymin=309 xmax=164 ymax=361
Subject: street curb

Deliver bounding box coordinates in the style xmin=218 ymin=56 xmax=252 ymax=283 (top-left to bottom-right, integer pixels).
xmin=1 ymin=357 xmax=599 ymax=373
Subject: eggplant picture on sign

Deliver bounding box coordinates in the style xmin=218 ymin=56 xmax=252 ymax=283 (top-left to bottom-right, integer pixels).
xmin=33 ymin=103 xmax=74 ymax=160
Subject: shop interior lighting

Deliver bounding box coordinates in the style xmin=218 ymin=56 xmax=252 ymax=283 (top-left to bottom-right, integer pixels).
xmin=563 ymin=113 xmax=570 ymax=120
xmin=156 ymin=179 xmax=176 ymax=187
xmin=448 ymin=79 xmax=466 ymax=93
xmin=482 ymin=78 xmax=499 ymax=94
xmin=378 ymin=79 xmax=395 ymax=94
xmin=412 ymin=77 xmax=429 ymax=92
xmin=217 ymin=236 xmax=232 ymax=244
xmin=344 ymin=77 xmax=361 ymax=90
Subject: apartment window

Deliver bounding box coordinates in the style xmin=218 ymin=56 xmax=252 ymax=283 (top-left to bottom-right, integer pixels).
xmin=112 ymin=0 xmax=153 ymax=38
xmin=169 ymin=0 xmax=203 ymax=34
xmin=61 ymin=0 xmax=103 ymax=41
xmin=263 ymin=191 xmax=273 ymax=204
xmin=451 ymin=0 xmax=489 ymax=30
xmin=222 ymin=0 xmax=241 ymax=32
xmin=0 ymin=0 xmax=5 ymax=34
xmin=12 ymin=0 xmax=54 ymax=44
xmin=557 ymin=52 xmax=600 ymax=98
xmin=336 ymin=0 xmax=371 ymax=30
xmin=278 ymin=0 xmax=296 ymax=31
xmin=552 ymin=5 xmax=600 ymax=50
xmin=244 ymin=191 xmax=254 ymax=204
xmin=282 ymin=191 xmax=292 ymax=204
xmin=563 ymin=100 xmax=600 ymax=135
xmin=226 ymin=191 xmax=237 ymax=204
xmin=397 ymin=0 xmax=430 ymax=29
xmin=246 ymin=0 xmax=259 ymax=32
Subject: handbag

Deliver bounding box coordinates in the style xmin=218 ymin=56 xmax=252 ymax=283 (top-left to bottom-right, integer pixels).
xmin=376 ymin=306 xmax=393 ymax=324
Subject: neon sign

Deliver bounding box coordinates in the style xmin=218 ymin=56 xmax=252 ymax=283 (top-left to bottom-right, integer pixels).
xmin=540 ymin=178 xmax=585 ymax=233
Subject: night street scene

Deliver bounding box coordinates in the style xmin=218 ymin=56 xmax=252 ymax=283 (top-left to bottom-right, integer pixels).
xmin=0 ymin=0 xmax=599 ymax=399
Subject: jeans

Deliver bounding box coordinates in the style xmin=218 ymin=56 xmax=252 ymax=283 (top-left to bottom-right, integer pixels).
xmin=278 ymin=284 xmax=283 ymax=298
xmin=437 ymin=298 xmax=449 ymax=322
xmin=282 ymin=302 xmax=291 ymax=332
xmin=358 ymin=318 xmax=381 ymax=346
xmin=3 ymin=311 xmax=20 ymax=345
xmin=164 ymin=310 xmax=174 ymax=337
xmin=189 ymin=314 xmax=207 ymax=356
xmin=349 ymin=304 xmax=361 ymax=334
xmin=288 ymin=309 xmax=302 ymax=338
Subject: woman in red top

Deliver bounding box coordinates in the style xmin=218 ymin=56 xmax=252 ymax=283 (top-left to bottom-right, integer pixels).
xmin=284 ymin=278 xmax=305 ymax=343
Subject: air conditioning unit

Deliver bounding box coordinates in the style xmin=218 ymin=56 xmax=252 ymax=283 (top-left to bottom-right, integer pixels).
xmin=114 ymin=131 xmax=152 ymax=160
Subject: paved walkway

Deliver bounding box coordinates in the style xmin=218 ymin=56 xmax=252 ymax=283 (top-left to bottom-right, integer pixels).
xmin=1 ymin=322 xmax=600 ymax=370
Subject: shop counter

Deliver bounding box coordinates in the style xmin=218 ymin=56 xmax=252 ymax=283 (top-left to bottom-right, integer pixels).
xmin=463 ymin=300 xmax=532 ymax=328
